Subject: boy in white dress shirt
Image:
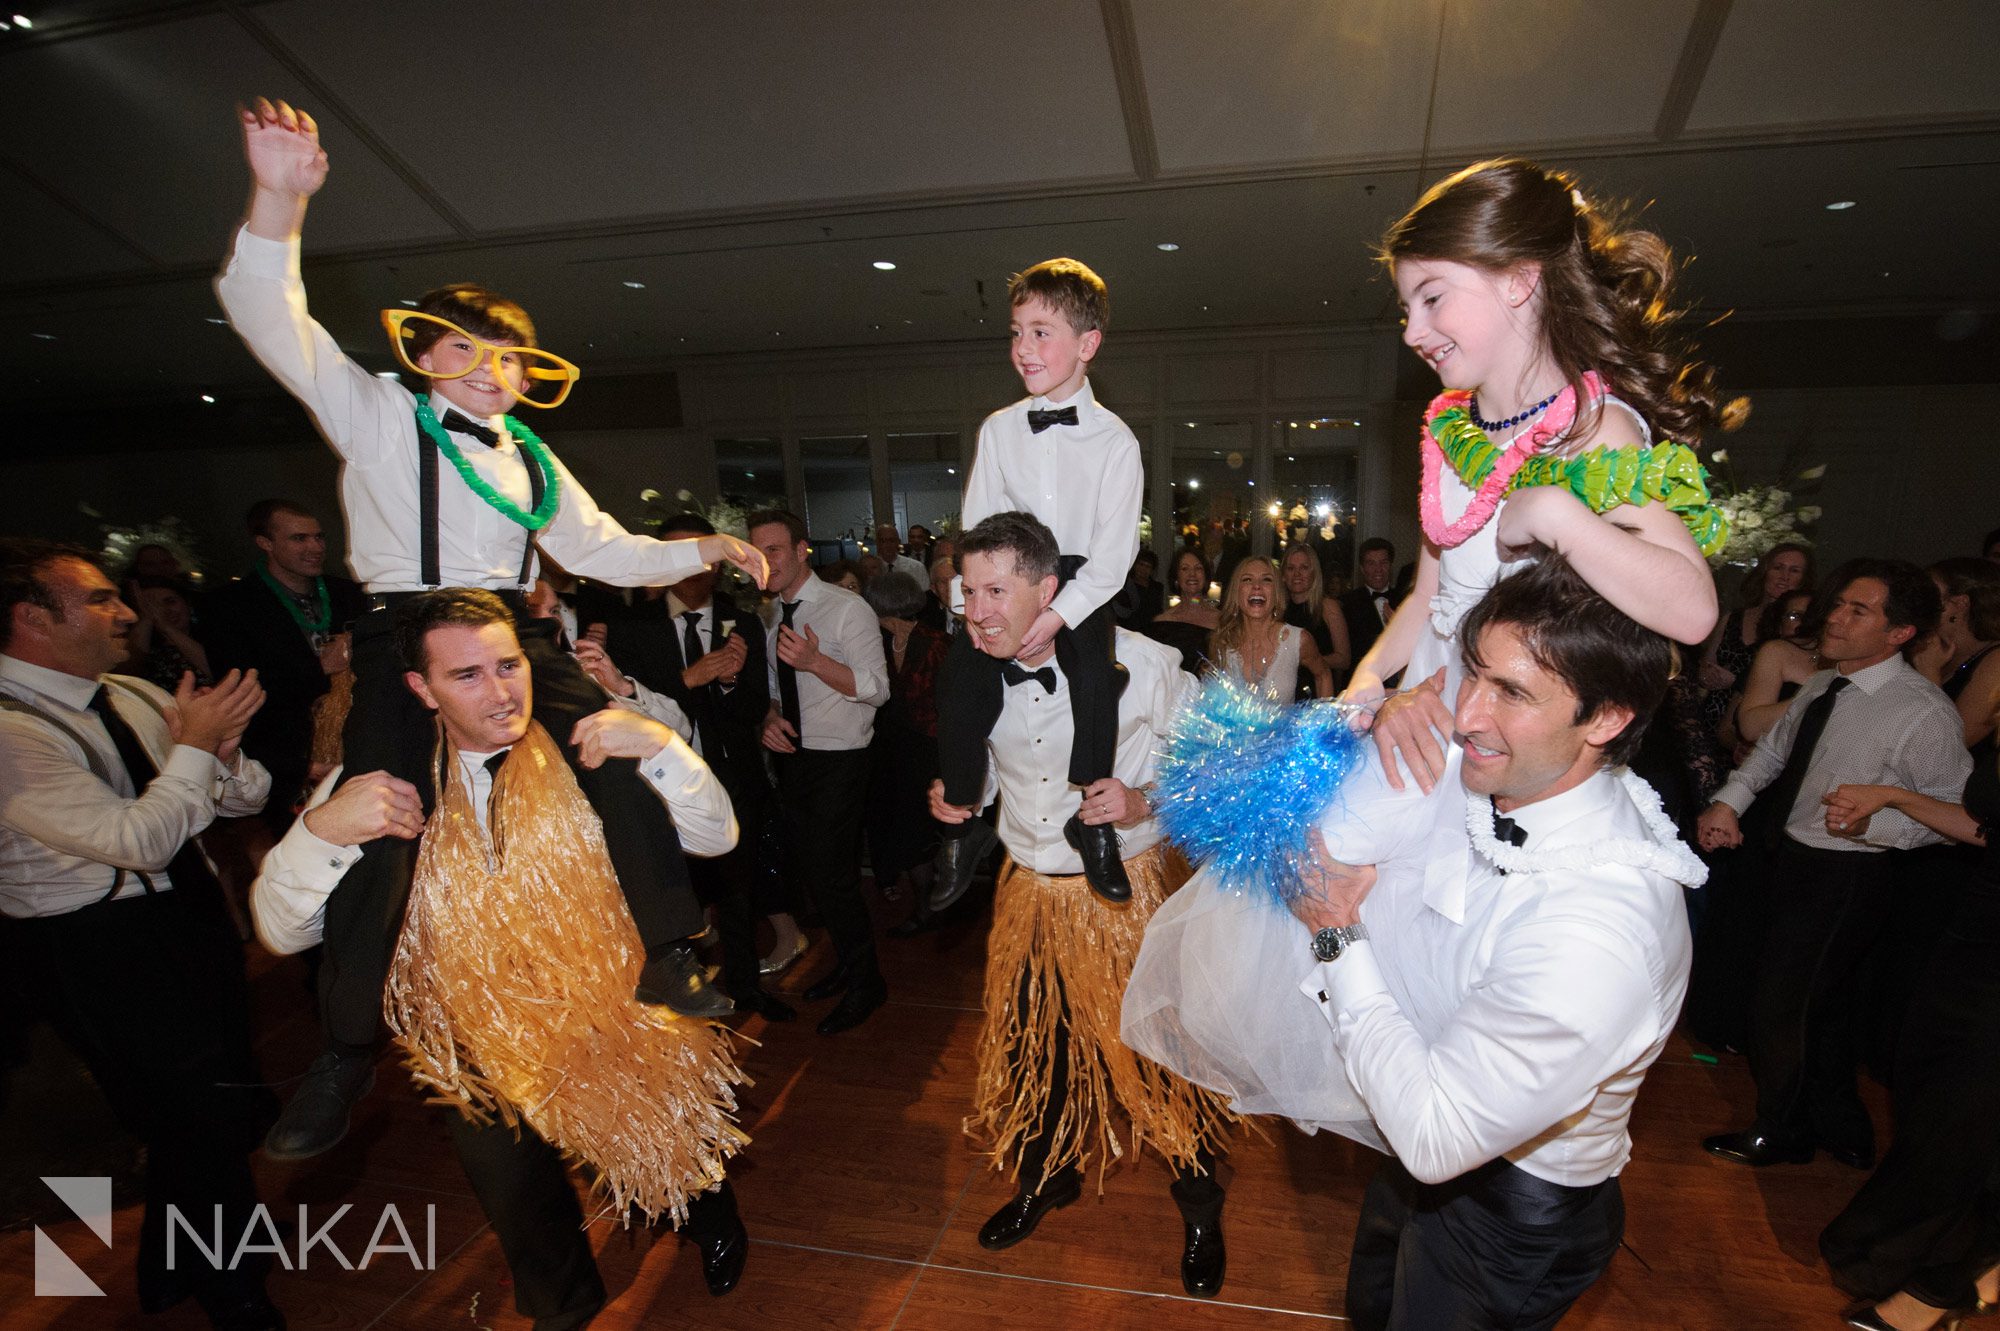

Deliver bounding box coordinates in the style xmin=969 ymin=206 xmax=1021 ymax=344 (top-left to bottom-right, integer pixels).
xmin=932 ymin=258 xmax=1144 ymax=908
xmin=217 ymin=98 xmax=766 ymax=1160
xmin=1289 ymin=558 xmax=1696 ymax=1330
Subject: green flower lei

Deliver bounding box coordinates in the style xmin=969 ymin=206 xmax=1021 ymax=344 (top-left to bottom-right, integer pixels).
xmin=1431 ymin=404 xmax=1730 ymax=558
xmin=255 ymin=556 xmax=330 ymax=634
xmin=414 ymin=394 xmax=561 ymax=531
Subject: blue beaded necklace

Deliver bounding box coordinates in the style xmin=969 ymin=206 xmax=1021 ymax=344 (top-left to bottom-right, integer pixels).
xmin=1469 ymin=386 xmax=1563 ymax=433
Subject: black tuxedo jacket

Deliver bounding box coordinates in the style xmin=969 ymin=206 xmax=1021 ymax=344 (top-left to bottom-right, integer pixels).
xmin=198 ymin=569 xmax=365 ymax=808
xmin=604 ymin=592 xmax=770 ymax=802
xmin=1340 ymin=583 xmax=1403 ymax=664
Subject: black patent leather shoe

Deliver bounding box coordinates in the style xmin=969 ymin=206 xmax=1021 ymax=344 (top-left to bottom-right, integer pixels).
xmin=695 ymin=1215 xmax=747 ymax=1297
xmin=1063 ymin=815 xmax=1131 ymax=902
xmin=1822 ymin=1140 xmax=1877 ymax=1171
xmin=1703 ymin=1127 xmax=1814 ymax=1167
xmin=929 ymin=817 xmax=998 ymax=912
xmin=726 ymin=986 xmax=796 ymax=1023
xmin=636 ymin=944 xmax=735 ymax=1018
xmin=977 ymin=1168 xmax=1082 ymax=1250
xmin=1171 ymin=1184 xmax=1226 ymax=1297
xmin=815 ymin=981 xmax=886 ymax=1036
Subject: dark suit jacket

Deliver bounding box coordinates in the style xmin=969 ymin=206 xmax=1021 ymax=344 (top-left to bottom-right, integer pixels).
xmin=605 ymin=592 xmax=770 ymax=804
xmin=198 ymin=568 xmax=365 ymax=813
xmin=1339 ymin=583 xmax=1403 ymax=664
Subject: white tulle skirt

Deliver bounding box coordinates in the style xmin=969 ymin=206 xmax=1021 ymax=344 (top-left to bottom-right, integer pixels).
xmin=1121 ymin=863 xmax=1386 ymax=1151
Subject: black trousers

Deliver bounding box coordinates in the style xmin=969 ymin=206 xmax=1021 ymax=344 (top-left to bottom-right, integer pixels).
xmin=1747 ymin=840 xmax=1897 ymax=1152
xmin=936 ymin=555 xmax=1118 ymax=810
xmin=1823 ymin=880 xmax=2000 ymax=1309
xmin=1345 ymin=1157 xmax=1623 ymax=1331
xmin=450 ymin=1110 xmax=740 ymax=1325
xmin=2 ymin=889 xmax=274 ymax=1308
xmin=1014 ymin=969 xmax=1221 ymax=1205
xmin=319 ymin=603 xmax=704 ymax=1049
xmin=687 ymin=796 xmax=762 ymax=998
xmin=771 ymin=745 xmax=878 ymax=984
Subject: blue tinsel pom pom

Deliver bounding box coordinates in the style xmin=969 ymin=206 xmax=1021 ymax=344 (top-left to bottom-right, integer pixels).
xmin=1153 ymin=676 xmax=1370 ymax=909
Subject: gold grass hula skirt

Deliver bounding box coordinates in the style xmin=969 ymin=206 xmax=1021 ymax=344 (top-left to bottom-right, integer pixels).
xmin=965 ymin=841 xmax=1234 ymax=1193
xmin=384 ymin=721 xmax=748 ymax=1225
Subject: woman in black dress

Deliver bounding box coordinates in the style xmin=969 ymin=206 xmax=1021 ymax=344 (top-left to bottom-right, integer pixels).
xmin=1818 ymin=767 xmax=2000 ymax=1330
xmin=1140 ymin=549 xmax=1219 ymax=676
xmin=1278 ymin=543 xmax=1351 ymax=698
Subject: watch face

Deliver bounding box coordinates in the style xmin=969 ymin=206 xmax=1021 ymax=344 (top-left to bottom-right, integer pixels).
xmin=1312 ymin=927 xmax=1341 ymax=962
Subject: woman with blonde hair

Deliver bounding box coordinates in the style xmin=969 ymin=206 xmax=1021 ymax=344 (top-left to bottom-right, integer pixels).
xmin=1209 ymin=557 xmax=1332 ymax=701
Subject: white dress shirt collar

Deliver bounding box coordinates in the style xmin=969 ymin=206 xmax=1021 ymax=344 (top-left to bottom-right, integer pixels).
xmin=0 ymin=654 xmax=102 ymax=710
xmin=1030 ymin=375 xmax=1099 ymax=421
xmin=1837 ymin=651 xmax=1909 ymax=695
xmin=666 ymin=591 xmax=713 ymax=620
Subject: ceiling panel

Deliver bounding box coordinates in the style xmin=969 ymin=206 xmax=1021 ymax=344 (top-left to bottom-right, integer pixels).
xmin=257 ymin=0 xmax=1136 ymax=231
xmin=1138 ymin=0 xmax=1698 ymax=172
xmin=1689 ymin=0 xmax=2000 ymax=132
xmin=1426 ymin=0 xmax=1699 ymax=149
xmin=0 ymin=162 xmax=147 ymax=281
xmin=1138 ymin=0 xmax=1443 ymax=170
xmin=0 ymin=10 xmax=459 ymax=267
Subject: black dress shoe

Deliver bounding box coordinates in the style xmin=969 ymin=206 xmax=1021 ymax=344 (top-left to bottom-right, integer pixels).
xmin=689 ymin=1200 xmax=748 ymax=1297
xmin=726 ymin=986 xmax=795 ymax=1023
xmin=1063 ymin=816 xmax=1131 ymax=902
xmin=815 ymin=981 xmax=886 ymax=1036
xmin=1170 ymin=1180 xmax=1226 ymax=1297
xmin=1840 ymin=1298 xmax=1968 ymax=1330
xmin=263 ymin=1048 xmax=377 ymax=1160
xmin=1822 ymin=1141 xmax=1877 ymax=1171
xmin=1703 ymin=1127 xmax=1814 ymax=1167
xmin=802 ymin=964 xmax=849 ymax=1002
xmin=636 ymin=944 xmax=736 ymax=1018
xmin=929 ymin=818 xmax=998 ymax=912
xmin=977 ymin=1168 xmax=1082 ymax=1250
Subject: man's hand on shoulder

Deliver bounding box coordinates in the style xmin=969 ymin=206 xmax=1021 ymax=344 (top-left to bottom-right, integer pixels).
xmin=302 ymin=771 xmax=423 ymax=846
xmin=570 ymin=708 xmax=675 ymax=769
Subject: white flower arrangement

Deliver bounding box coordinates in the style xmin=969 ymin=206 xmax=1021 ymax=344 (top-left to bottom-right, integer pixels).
xmin=1704 ymin=456 xmax=1826 ymax=569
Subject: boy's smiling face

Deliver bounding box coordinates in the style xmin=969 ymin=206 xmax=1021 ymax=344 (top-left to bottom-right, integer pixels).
xmin=1010 ymin=295 xmax=1099 ymax=403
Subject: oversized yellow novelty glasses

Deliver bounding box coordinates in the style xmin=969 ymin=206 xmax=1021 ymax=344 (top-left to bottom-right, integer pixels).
xmin=380 ymin=310 xmax=582 ymax=409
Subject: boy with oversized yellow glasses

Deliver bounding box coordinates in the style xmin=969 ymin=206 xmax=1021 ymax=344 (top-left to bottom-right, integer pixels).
xmin=216 ymin=97 xmax=767 ymax=1165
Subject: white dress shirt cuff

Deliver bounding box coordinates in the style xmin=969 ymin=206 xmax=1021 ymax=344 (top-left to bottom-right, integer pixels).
xmin=641 ymin=735 xmax=738 ymax=857
xmin=251 ymin=820 xmax=364 ymax=956
xmin=230 ymin=225 xmax=301 ymax=279
xmin=1711 ymin=779 xmax=1754 ymax=817
xmin=164 ymin=743 xmax=221 ymax=788
xmin=1300 ymin=940 xmax=1393 ymax=1035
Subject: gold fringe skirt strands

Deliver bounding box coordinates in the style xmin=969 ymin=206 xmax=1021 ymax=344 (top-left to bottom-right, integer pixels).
xmin=966 ymin=842 xmax=1234 ymax=1193
xmin=383 ymin=721 xmax=748 ymax=1225
xmin=308 ymin=667 xmax=352 ymax=769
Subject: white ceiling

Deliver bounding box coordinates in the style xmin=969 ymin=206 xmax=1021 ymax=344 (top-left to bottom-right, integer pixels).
xmin=2 ymin=0 xmax=1996 ymax=407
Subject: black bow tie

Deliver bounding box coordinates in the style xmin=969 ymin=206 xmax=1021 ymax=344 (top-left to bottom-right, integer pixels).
xmin=1002 ymin=661 xmax=1058 ymax=693
xmin=1491 ymin=808 xmax=1528 ymax=849
xmin=1027 ymin=405 xmax=1078 ymax=434
xmin=442 ymin=413 xmax=500 ymax=448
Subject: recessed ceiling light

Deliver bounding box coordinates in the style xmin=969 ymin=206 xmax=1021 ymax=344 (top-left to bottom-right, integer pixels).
xmin=1155 ymin=243 xmax=1180 ymax=252
xmin=1825 ymin=200 xmax=1856 ymax=211
xmin=872 ymin=260 xmax=897 ymax=271
xmin=1187 ymin=478 xmax=1201 ymax=489
xmin=205 ymin=317 xmax=228 ymax=325
xmin=375 ymin=371 xmax=400 ymax=380
xmin=200 ymin=393 xmax=216 ymax=403
xmin=400 ymin=299 xmax=418 ymax=307
xmin=30 ymin=332 xmax=55 ymax=340
xmin=772 ymin=331 xmax=782 ymax=337
xmin=1200 ymin=304 xmax=1210 ymax=311
xmin=946 ymin=467 xmax=957 ymax=475
xmin=622 ymin=280 xmax=646 ymax=289
xmin=12 ymin=14 xmax=31 ymax=28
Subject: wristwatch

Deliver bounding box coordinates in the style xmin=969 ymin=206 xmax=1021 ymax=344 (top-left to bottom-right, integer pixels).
xmin=1311 ymin=923 xmax=1368 ymax=963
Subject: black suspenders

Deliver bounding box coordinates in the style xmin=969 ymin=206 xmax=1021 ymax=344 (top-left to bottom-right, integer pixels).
xmin=418 ymin=424 xmax=547 ymax=591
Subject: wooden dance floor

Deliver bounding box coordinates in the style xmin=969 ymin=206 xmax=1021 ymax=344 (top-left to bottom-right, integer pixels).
xmin=3 ymin=882 xmax=1880 ymax=1329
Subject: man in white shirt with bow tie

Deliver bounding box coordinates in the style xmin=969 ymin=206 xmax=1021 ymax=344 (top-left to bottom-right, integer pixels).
xmin=1290 ymin=557 xmax=1700 ymax=1330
